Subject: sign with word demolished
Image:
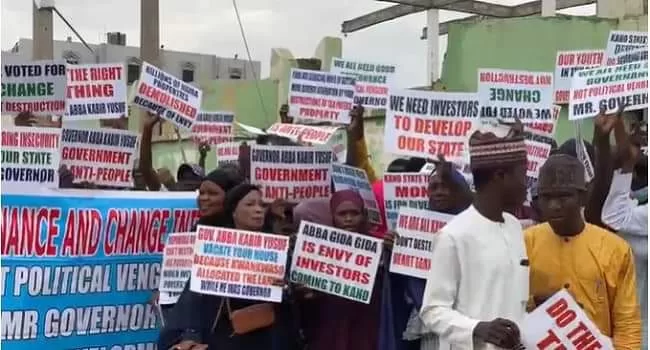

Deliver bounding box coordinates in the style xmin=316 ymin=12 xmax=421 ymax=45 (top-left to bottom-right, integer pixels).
xmin=331 ymin=164 xmax=381 ymax=224
xmin=191 ymin=111 xmax=234 ymax=146
xmin=569 ymin=61 xmax=648 ymax=120
xmin=288 ymin=68 xmax=355 ymax=124
xmin=478 ymin=69 xmax=554 ymax=122
xmin=383 ymin=173 xmax=430 ymax=230
xmin=0 ymin=188 xmax=200 ymax=350
xmin=1 ymin=126 xmax=61 ymax=189
xmin=190 ymin=226 xmax=290 ymax=303
xmin=290 ymin=221 xmax=383 ymax=304
xmin=267 ymin=122 xmax=340 ymax=145
xmin=159 ymin=232 xmax=196 ymax=294
xmin=133 ymin=62 xmax=202 ymax=130
xmin=603 ymin=30 xmax=648 ymax=66
xmin=330 ymin=58 xmax=396 ymax=109
xmin=250 ymin=144 xmax=333 ymax=202
xmin=65 ymin=63 xmax=127 ymax=120
xmin=390 ymin=208 xmax=452 ymax=279
xmin=385 ymin=90 xmax=479 ymax=163
xmin=60 ymin=128 xmax=140 ymax=188
xmin=216 ymin=141 xmax=240 ymax=168
xmin=522 ymin=290 xmax=612 ymax=350
xmin=1 ymin=60 xmax=67 ymax=114
xmin=554 ymin=50 xmax=604 ymax=104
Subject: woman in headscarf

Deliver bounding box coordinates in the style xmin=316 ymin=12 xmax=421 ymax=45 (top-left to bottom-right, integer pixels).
xmin=163 ymin=184 xmax=300 ymax=350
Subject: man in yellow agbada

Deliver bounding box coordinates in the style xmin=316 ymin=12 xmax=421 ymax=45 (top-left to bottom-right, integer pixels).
xmin=525 ymin=154 xmax=641 ymax=350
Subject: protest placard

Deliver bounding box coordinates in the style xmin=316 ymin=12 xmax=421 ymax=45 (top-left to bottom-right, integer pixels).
xmin=331 ymin=164 xmax=381 ymax=224
xmin=390 ymin=208 xmax=453 ymax=279
xmin=191 ymin=111 xmax=234 ymax=145
xmin=328 ymin=127 xmax=348 ymax=163
xmin=603 ymin=30 xmax=648 ymax=66
xmin=65 ymin=63 xmax=127 ymax=120
xmin=525 ymin=105 xmax=561 ymax=138
xmin=554 ymin=50 xmax=604 ymax=104
xmin=569 ymin=61 xmax=648 ymax=120
xmin=522 ymin=290 xmax=612 ymax=350
xmin=159 ymin=232 xmax=196 ymax=294
xmin=1 ymin=126 xmax=61 ymax=189
xmin=267 ymin=122 xmax=340 ymax=145
xmin=1 ymin=60 xmax=67 ymax=114
xmin=419 ymin=162 xmax=436 ymax=175
xmin=133 ymin=62 xmax=202 ymax=130
xmin=478 ymin=69 xmax=554 ymax=122
xmin=216 ymin=141 xmax=240 ymax=167
xmin=383 ymin=173 xmax=430 ymax=230
xmin=60 ymin=127 xmax=140 ymax=188
xmin=288 ymin=68 xmax=355 ymax=124
xmin=385 ymin=90 xmax=479 ymax=163
xmin=525 ymin=139 xmax=552 ymax=188
xmin=189 ymin=226 xmax=289 ymax=303
xmin=330 ymin=58 xmax=396 ymax=109
xmin=1 ymin=188 xmax=199 ymax=349
xmin=290 ymin=221 xmax=383 ymax=304
xmin=250 ymin=145 xmax=333 ymax=202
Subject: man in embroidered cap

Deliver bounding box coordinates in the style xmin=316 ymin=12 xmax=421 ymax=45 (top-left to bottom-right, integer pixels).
xmin=420 ymin=122 xmax=529 ymax=350
xmin=525 ymin=154 xmax=641 ymax=349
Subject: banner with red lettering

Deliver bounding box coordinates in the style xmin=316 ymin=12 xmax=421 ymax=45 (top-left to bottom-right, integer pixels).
xmin=525 ymin=105 xmax=561 ymax=139
xmin=133 ymin=62 xmax=202 ymax=130
xmin=384 ymin=90 xmax=479 ymax=163
xmin=60 ymin=127 xmax=140 ymax=188
xmin=525 ymin=139 xmax=551 ymax=187
xmin=190 ymin=225 xmax=290 ymax=303
xmin=216 ymin=141 xmax=240 ymax=168
xmin=383 ymin=173 xmax=430 ymax=230
xmin=1 ymin=60 xmax=67 ymax=115
xmin=330 ymin=58 xmax=396 ymax=110
xmin=390 ymin=208 xmax=452 ymax=279
xmin=65 ymin=63 xmax=127 ymax=120
xmin=522 ymin=290 xmax=612 ymax=350
xmin=289 ymin=221 xmax=383 ymax=304
xmin=331 ymin=164 xmax=381 ymax=224
xmin=266 ymin=122 xmax=340 ymax=145
xmin=553 ymin=51 xmax=604 ymax=104
xmin=288 ymin=68 xmax=355 ymax=124
xmin=190 ymin=111 xmax=234 ymax=146
xmin=159 ymin=232 xmax=196 ymax=294
xmin=250 ymin=145 xmax=333 ymax=202
xmin=1 ymin=126 xmax=61 ymax=189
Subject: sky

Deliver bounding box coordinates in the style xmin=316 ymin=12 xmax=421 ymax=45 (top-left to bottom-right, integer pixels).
xmin=1 ymin=0 xmax=595 ymax=88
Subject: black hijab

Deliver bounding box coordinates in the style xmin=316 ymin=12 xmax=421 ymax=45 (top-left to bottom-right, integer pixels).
xmin=196 ymin=168 xmax=246 ymax=227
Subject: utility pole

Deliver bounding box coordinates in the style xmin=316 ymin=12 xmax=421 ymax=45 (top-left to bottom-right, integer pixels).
xmin=140 ymin=0 xmax=160 ymax=66
xmin=32 ymin=1 xmax=54 ymax=60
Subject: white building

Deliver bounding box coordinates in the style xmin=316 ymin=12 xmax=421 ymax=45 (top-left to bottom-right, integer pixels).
xmin=1 ymin=32 xmax=261 ymax=83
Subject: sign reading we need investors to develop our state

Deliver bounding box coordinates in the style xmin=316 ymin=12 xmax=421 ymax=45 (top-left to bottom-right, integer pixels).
xmin=190 ymin=226 xmax=290 ymax=303
xmin=65 ymin=63 xmax=127 ymax=120
xmin=383 ymin=173 xmax=430 ymax=230
xmin=384 ymin=90 xmax=478 ymax=163
xmin=133 ymin=62 xmax=202 ymax=130
xmin=478 ymin=69 xmax=554 ymax=122
xmin=569 ymin=61 xmax=648 ymax=120
xmin=159 ymin=232 xmax=196 ymax=294
xmin=1 ymin=126 xmax=61 ymax=189
xmin=288 ymin=68 xmax=355 ymax=124
xmin=1 ymin=60 xmax=67 ymax=114
xmin=290 ymin=221 xmax=383 ymax=304
xmin=330 ymin=58 xmax=396 ymax=109
xmin=390 ymin=208 xmax=452 ymax=279
xmin=554 ymin=50 xmax=604 ymax=104
xmin=191 ymin=111 xmax=234 ymax=145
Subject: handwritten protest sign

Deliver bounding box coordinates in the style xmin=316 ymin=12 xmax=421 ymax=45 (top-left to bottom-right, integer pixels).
xmin=65 ymin=63 xmax=127 ymax=120
xmin=290 ymin=221 xmax=382 ymax=304
xmin=159 ymin=232 xmax=196 ymax=294
xmin=569 ymin=61 xmax=648 ymax=120
xmin=525 ymin=139 xmax=552 ymax=187
xmin=288 ymin=68 xmax=355 ymax=124
xmin=133 ymin=62 xmax=202 ymax=130
xmin=385 ymin=90 xmax=479 ymax=163
xmin=330 ymin=58 xmax=396 ymax=109
xmin=1 ymin=60 xmax=67 ymax=114
xmin=1 ymin=188 xmax=200 ymax=349
xmin=1 ymin=126 xmax=61 ymax=189
xmin=383 ymin=173 xmax=430 ymax=230
xmin=189 ymin=226 xmax=289 ymax=303
xmin=191 ymin=111 xmax=234 ymax=145
xmin=554 ymin=50 xmax=604 ymax=104
xmin=390 ymin=208 xmax=452 ymax=279
xmin=478 ymin=69 xmax=554 ymax=122
xmin=522 ymin=290 xmax=612 ymax=350
xmin=331 ymin=164 xmax=381 ymax=224
xmin=216 ymin=141 xmax=240 ymax=167
xmin=603 ymin=30 xmax=648 ymax=66
xmin=60 ymin=128 xmax=139 ymax=188
xmin=250 ymin=145 xmax=332 ymax=202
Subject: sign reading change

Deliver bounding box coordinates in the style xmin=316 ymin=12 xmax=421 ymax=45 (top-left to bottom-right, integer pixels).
xmin=1 ymin=60 xmax=67 ymax=115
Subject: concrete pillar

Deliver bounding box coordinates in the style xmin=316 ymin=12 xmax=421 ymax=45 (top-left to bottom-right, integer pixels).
xmin=32 ymin=2 xmax=54 ymax=60
xmin=140 ymin=0 xmax=160 ymax=66
xmin=426 ymin=9 xmax=440 ymax=85
xmin=541 ymin=0 xmax=556 ymax=17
